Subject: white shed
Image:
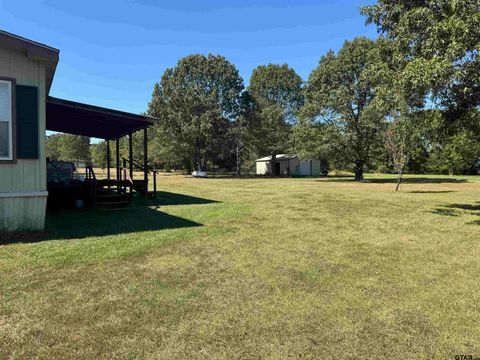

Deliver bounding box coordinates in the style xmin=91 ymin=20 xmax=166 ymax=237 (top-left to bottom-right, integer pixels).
xmin=255 ymin=154 xmax=325 ymax=176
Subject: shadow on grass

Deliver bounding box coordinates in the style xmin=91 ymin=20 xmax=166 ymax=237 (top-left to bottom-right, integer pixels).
xmin=444 ymin=203 xmax=480 ymax=211
xmin=431 ymin=208 xmax=460 ymax=217
xmin=151 ymin=191 xmax=219 ymax=206
xmin=408 ymin=190 xmax=457 ymax=194
xmin=322 ymin=177 xmax=467 ymax=184
xmin=432 ymin=202 xmax=480 ymax=224
xmin=0 ymin=192 xmax=220 ymax=245
xmin=370 ymin=178 xmax=466 ymax=184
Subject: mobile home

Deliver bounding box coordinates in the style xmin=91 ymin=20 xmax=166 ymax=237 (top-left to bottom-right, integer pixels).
xmin=0 ymin=30 xmax=156 ymax=231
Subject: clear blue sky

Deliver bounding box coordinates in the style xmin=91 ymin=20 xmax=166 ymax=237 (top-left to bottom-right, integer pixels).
xmin=1 ymin=0 xmax=377 ymax=115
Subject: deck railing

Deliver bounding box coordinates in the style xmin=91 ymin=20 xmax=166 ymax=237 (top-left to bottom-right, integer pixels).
xmin=85 ymin=165 xmax=98 ymax=205
xmin=122 ymin=158 xmax=157 ymax=197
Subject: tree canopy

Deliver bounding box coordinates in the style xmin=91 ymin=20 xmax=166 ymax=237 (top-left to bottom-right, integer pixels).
xmin=148 ymin=54 xmax=244 ymax=172
xmin=46 ymin=134 xmax=91 ymax=163
xmin=300 ymin=37 xmax=397 ymax=180
xmin=362 ymin=0 xmax=480 ymax=119
xmin=247 ymin=64 xmax=303 ymax=174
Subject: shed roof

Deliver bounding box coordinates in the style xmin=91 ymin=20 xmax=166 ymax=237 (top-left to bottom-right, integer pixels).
xmin=46 ymin=96 xmax=158 ymax=140
xmin=256 ymin=154 xmax=298 ymax=162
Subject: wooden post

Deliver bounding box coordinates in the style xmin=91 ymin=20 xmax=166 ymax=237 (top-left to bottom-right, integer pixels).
xmin=106 ymin=139 xmax=111 ymax=180
xmin=128 ymin=132 xmax=133 ymax=180
xmin=123 ymin=158 xmax=127 ymax=193
xmin=106 ymin=139 xmax=111 ymax=190
xmin=143 ymin=127 xmax=148 ymax=198
xmin=116 ymin=138 xmax=120 ymax=180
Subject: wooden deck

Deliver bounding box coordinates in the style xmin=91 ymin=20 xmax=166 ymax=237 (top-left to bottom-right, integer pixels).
xmin=47 ymin=178 xmax=152 ymax=209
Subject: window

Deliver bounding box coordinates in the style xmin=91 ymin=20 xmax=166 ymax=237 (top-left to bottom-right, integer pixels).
xmin=0 ymin=79 xmax=13 ymax=161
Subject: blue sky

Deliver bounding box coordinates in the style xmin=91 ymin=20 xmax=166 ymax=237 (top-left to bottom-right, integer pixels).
xmin=1 ymin=0 xmax=377 ymax=115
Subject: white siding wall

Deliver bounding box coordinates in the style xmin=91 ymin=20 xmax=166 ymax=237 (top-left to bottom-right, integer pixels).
xmin=0 ymin=194 xmax=47 ymax=231
xmin=0 ymin=46 xmax=47 ymax=230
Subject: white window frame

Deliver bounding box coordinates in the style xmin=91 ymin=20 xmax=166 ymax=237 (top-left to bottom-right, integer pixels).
xmin=0 ymin=79 xmax=13 ymax=161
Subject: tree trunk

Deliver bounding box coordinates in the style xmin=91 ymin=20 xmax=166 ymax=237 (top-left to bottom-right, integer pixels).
xmin=395 ymin=169 xmax=403 ymax=191
xmin=236 ymin=143 xmax=241 ymax=177
xmin=270 ymin=153 xmax=277 ymax=176
xmin=354 ymin=160 xmax=364 ymax=181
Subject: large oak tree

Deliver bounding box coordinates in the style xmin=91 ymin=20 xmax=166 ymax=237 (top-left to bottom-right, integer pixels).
xmin=362 ymin=0 xmax=480 ymax=120
xmin=148 ymin=54 xmax=244 ymax=172
xmin=301 ymin=37 xmax=396 ymax=181
xmin=362 ymin=0 xmax=480 ymax=177
xmin=247 ymin=64 xmax=303 ymax=175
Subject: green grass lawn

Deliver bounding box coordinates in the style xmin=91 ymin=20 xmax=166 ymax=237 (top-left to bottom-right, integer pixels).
xmin=1 ymin=174 xmax=480 ymax=359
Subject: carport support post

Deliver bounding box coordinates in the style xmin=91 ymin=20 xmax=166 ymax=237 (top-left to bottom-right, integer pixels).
xmin=105 ymin=139 xmax=111 ymax=191
xmin=106 ymin=139 xmax=111 ymax=181
xmin=116 ymin=138 xmax=120 ymax=180
xmin=128 ymin=132 xmax=133 ymax=180
xmin=143 ymin=127 xmax=148 ymax=198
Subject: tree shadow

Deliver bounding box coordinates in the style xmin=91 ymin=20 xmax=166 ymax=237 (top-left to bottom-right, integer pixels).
xmin=408 ymin=190 xmax=457 ymax=194
xmin=0 ymin=192 xmax=220 ymax=245
xmin=196 ymin=175 xmax=305 ymax=179
xmin=431 ymin=208 xmax=460 ymax=217
xmin=366 ymin=178 xmax=467 ymax=184
xmin=147 ymin=191 xmax=219 ymax=206
xmin=444 ymin=203 xmax=480 ymax=211
xmin=432 ymin=202 xmax=480 ymax=224
xmin=319 ymin=177 xmax=467 ymax=184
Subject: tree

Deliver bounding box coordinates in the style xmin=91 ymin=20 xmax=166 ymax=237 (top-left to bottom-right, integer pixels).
xmin=427 ymin=130 xmax=480 ymax=175
xmin=61 ymin=135 xmax=91 ymax=163
xmin=247 ymin=64 xmax=303 ymax=175
xmin=230 ymin=91 xmax=262 ymax=176
xmin=302 ymin=37 xmax=396 ymax=181
xmin=46 ymin=133 xmax=91 ymax=163
xmin=384 ymin=118 xmax=413 ymax=191
xmin=91 ymin=141 xmax=108 ymax=168
xmin=148 ymin=54 xmax=244 ymax=172
xmin=292 ymin=119 xmax=346 ymax=171
xmin=46 ymin=134 xmax=62 ymax=160
xmin=361 ymin=0 xmax=480 ymax=120
xmin=149 ymin=125 xmax=184 ymax=170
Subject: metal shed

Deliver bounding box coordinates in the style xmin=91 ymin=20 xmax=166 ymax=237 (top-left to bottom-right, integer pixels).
xmin=255 ymin=154 xmax=324 ymax=176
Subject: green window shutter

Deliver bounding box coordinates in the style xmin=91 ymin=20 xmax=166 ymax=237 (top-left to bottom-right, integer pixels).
xmin=16 ymin=85 xmax=39 ymax=159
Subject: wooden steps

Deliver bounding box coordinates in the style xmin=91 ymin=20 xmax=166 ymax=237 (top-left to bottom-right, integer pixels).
xmin=95 ymin=190 xmax=132 ymax=208
xmin=84 ymin=166 xmax=156 ymax=209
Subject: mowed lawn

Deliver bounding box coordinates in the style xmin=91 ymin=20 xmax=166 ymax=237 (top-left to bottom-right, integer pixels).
xmin=1 ymin=174 xmax=480 ymax=359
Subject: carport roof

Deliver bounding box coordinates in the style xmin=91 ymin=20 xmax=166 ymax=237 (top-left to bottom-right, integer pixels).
xmin=46 ymin=96 xmax=158 ymax=140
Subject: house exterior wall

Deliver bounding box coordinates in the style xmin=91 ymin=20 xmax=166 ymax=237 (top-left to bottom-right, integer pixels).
xmin=0 ymin=46 xmax=47 ymax=230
